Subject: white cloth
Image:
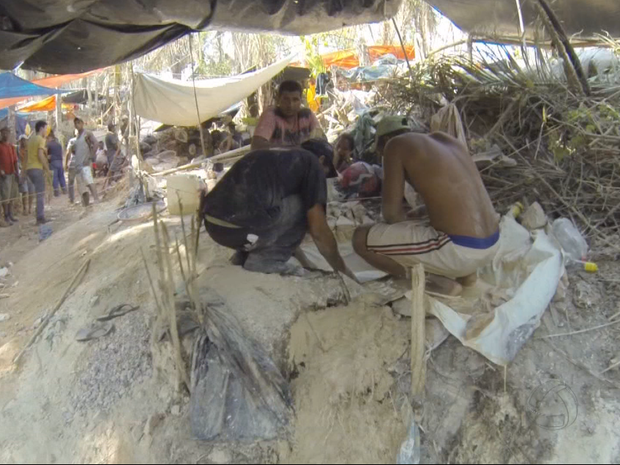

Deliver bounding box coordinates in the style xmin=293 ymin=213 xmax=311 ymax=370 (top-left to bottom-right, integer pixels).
xmin=76 ymin=166 xmax=94 ymax=194
xmin=95 ymin=149 xmax=107 ymax=167
xmin=134 ymin=55 xmax=295 ymax=126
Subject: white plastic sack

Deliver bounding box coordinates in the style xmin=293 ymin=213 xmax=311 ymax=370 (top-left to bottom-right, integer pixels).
xmin=428 ymin=216 xmax=563 ymax=366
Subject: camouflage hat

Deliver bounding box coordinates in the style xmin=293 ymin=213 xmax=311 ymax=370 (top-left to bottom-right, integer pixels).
xmin=375 ymin=116 xmax=411 ymax=139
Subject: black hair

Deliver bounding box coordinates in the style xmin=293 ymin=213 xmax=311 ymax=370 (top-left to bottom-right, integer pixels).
xmin=108 ymin=123 xmax=115 ymax=132
xmin=74 ymin=117 xmax=83 ymax=124
xmin=301 ymin=138 xmax=338 ymax=178
xmin=35 ymin=120 xmax=47 ymax=133
xmin=337 ymin=132 xmax=355 ymax=150
xmin=278 ymin=80 xmax=303 ymax=96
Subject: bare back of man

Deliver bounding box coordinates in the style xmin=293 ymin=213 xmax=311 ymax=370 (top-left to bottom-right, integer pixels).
xmin=391 ymin=132 xmax=497 ymax=237
xmin=353 ymin=132 xmax=500 ymax=294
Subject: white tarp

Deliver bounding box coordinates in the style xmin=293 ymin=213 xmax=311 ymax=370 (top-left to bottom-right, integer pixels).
xmin=428 ymin=217 xmax=563 ymax=366
xmin=133 ymin=55 xmax=295 ymax=126
xmin=301 ymin=214 xmax=563 ymax=366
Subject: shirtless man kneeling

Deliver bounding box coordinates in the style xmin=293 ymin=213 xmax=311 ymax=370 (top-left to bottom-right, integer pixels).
xmin=352 ymin=132 xmax=499 ymax=295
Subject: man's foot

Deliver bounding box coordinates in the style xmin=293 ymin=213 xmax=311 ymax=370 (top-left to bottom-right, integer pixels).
xmin=9 ymin=215 xmax=18 ymax=223
xmin=36 ymin=218 xmax=49 ymax=225
xmin=230 ymin=250 xmax=249 ymax=266
xmin=425 ymin=275 xmax=463 ymax=296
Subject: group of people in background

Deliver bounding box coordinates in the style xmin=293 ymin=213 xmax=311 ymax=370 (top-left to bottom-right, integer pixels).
xmin=0 ymin=117 xmax=125 ymax=228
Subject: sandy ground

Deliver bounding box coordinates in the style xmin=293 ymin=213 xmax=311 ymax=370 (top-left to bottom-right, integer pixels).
xmin=1 ymin=183 xmax=620 ymax=464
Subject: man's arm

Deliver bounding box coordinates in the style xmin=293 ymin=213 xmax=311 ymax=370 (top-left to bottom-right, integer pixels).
xmin=306 ymin=204 xmax=357 ymax=282
xmin=86 ymin=132 xmax=98 ymax=160
xmin=251 ymin=109 xmax=276 ymax=150
xmin=38 ymin=147 xmax=50 ymax=173
xmin=251 ymin=136 xmax=271 ymax=151
xmin=382 ymin=138 xmax=408 ymax=224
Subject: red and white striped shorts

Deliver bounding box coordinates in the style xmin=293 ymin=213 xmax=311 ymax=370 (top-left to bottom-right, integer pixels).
xmin=366 ymin=220 xmax=499 ymax=278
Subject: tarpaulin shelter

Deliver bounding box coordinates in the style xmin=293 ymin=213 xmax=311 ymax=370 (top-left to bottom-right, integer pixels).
xmin=321 ymin=50 xmax=361 ymax=70
xmin=0 ymin=112 xmax=30 ymax=136
xmin=0 ymin=70 xmax=101 ymax=110
xmin=0 ymin=0 xmax=402 ymax=74
xmin=134 ymin=55 xmax=294 ymax=126
xmin=297 ymin=45 xmax=415 ymax=70
xmin=17 ymin=95 xmax=72 ymax=113
xmin=428 ymin=0 xmax=620 ymax=41
xmin=367 ymin=45 xmax=415 ymax=62
xmin=0 ymin=73 xmax=61 ymax=100
xmin=63 ymin=90 xmax=106 ymax=105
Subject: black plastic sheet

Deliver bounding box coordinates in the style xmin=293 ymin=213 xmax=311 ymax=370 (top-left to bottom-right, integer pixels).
xmin=428 ymin=0 xmax=620 ymax=41
xmin=0 ymin=0 xmax=401 ymax=74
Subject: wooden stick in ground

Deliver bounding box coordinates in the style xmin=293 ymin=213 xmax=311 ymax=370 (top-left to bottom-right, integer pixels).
xmin=13 ymin=259 xmax=91 ymax=366
xmin=411 ymin=264 xmax=426 ymax=397
xmin=140 ymin=247 xmax=163 ymax=317
xmin=160 ymin=221 xmax=190 ymax=391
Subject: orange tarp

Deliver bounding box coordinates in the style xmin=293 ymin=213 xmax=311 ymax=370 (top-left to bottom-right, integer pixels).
xmin=293 ymin=45 xmax=415 ymax=70
xmin=320 ymin=50 xmax=360 ymax=69
xmin=0 ymin=69 xmax=103 ymax=110
xmin=17 ymin=95 xmax=72 ymax=113
xmin=367 ymin=45 xmax=415 ymax=62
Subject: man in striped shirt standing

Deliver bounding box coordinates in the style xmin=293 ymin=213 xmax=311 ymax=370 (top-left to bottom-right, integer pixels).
xmin=353 ymin=130 xmax=500 ymax=296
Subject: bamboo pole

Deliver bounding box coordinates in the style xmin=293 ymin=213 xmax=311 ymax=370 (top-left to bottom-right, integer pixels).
xmin=392 ymin=18 xmax=415 ymax=83
xmin=188 ymin=34 xmax=208 ymax=158
xmin=536 ymin=0 xmax=590 ymax=96
xmin=410 ymin=264 xmax=426 ymax=397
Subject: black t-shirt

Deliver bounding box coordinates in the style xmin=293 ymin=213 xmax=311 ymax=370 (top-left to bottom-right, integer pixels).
xmin=105 ymin=132 xmax=119 ymax=154
xmin=46 ymin=140 xmax=63 ymax=162
xmin=204 ymin=149 xmax=326 ymax=229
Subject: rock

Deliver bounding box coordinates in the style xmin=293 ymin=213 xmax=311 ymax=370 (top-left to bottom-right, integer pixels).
xmin=0 ymin=268 xmax=8 ymax=278
xmin=0 ymin=313 xmax=10 ymax=322
xmin=521 ymin=202 xmax=547 ymax=230
xmin=208 ymin=449 xmax=232 ymax=464
xmin=143 ymin=413 xmax=164 ymax=438
xmin=171 ymin=405 xmax=181 ymax=416
xmin=0 ymin=331 xmax=7 ymax=338
xmin=32 ymin=316 xmax=44 ymax=328
xmin=90 ymin=295 xmax=100 ymax=307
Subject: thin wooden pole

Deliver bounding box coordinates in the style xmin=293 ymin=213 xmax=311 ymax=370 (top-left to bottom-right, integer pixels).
xmin=410 ymin=264 xmax=426 ymax=397
xmin=188 ymin=34 xmax=208 ymax=158
xmin=536 ymin=0 xmax=590 ymax=96
xmin=392 ymin=18 xmax=415 ymax=83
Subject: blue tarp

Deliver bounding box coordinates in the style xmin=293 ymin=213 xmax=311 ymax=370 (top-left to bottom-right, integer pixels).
xmin=0 ymin=73 xmax=63 ymax=99
xmin=0 ymin=114 xmax=30 ymax=136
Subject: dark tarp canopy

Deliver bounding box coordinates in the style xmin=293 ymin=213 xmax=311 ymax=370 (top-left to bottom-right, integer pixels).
xmin=62 ymin=90 xmax=107 ymax=105
xmin=0 ymin=0 xmax=401 ymax=74
xmin=428 ymin=0 xmax=620 ymax=41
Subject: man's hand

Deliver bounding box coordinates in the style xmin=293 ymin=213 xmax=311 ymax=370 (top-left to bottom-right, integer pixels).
xmin=307 ymin=204 xmax=352 ymax=277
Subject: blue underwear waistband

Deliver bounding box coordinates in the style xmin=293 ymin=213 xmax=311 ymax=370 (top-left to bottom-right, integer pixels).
xmin=448 ymin=230 xmax=500 ymax=249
